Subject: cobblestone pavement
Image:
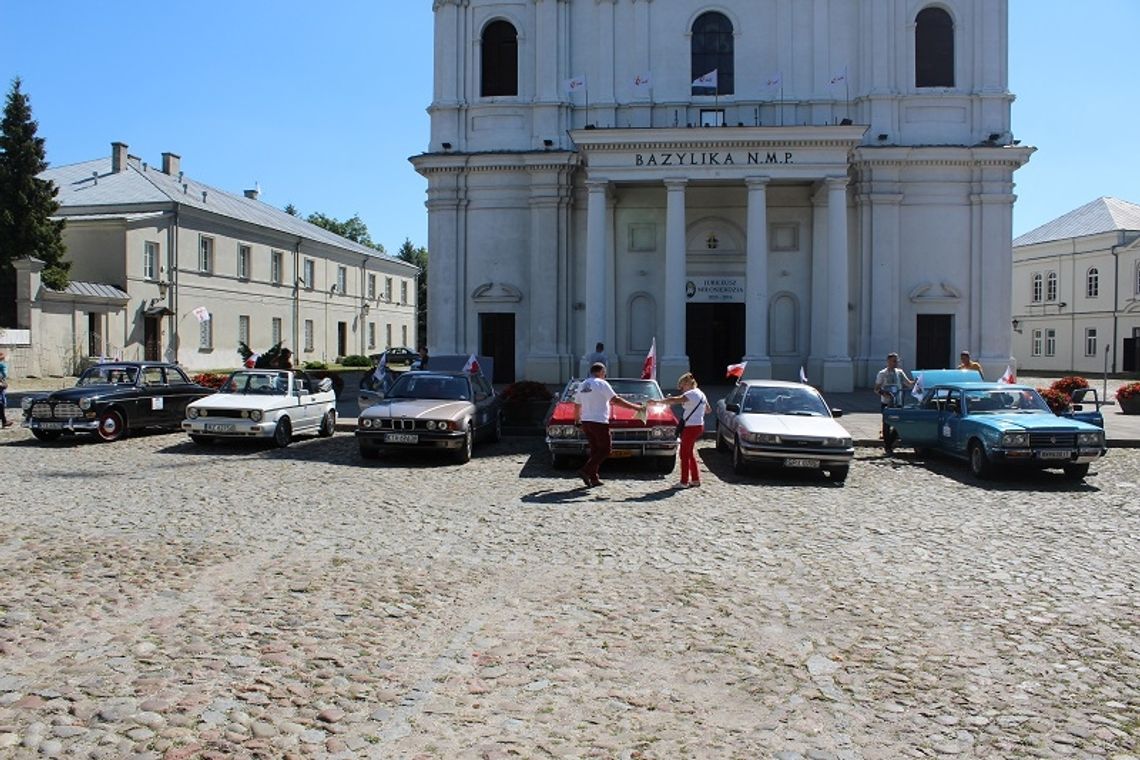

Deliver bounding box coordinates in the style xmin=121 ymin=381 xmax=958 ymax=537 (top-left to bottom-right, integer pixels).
xmin=0 ymin=428 xmax=1137 ymax=759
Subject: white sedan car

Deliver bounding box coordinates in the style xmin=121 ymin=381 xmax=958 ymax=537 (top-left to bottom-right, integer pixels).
xmin=182 ymin=370 xmax=336 ymax=447
xmin=715 ymin=379 xmax=855 ymax=483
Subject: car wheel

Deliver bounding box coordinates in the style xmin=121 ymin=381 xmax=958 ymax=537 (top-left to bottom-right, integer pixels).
xmin=31 ymin=429 xmax=61 ymax=442
xmin=655 ymin=455 xmax=676 ymax=474
xmin=1062 ymin=462 xmax=1089 ymax=481
xmin=968 ymin=441 xmax=992 ymax=479
xmin=732 ymin=435 xmax=747 ymax=475
xmin=452 ymin=425 xmax=473 ymax=464
xmin=359 ymin=445 xmax=379 ymax=460
xmin=96 ymin=409 xmax=127 ymax=442
xmin=273 ymin=417 xmax=292 ymax=448
xmin=715 ymin=422 xmax=728 ymax=452
xmin=189 ymin=434 xmax=214 ymax=445
xmin=318 ymin=410 xmax=336 ymax=438
xmin=827 ymin=465 xmax=849 ymax=484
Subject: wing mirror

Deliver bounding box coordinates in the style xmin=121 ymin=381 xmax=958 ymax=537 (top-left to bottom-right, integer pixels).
xmin=725 ymin=402 xmax=739 ymax=413
xmin=830 ymin=408 xmax=844 ymax=418
xmin=318 ymin=377 xmax=333 ymax=393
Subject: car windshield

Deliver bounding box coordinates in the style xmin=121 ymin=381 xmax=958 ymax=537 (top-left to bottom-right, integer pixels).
xmin=964 ymin=388 xmax=1050 ymax=413
xmin=221 ymin=371 xmax=289 ymax=394
xmin=608 ymin=379 xmax=664 ymax=402
xmin=389 ymin=373 xmax=471 ymax=401
xmin=78 ymin=366 xmax=138 ymax=386
xmin=741 ymin=386 xmax=830 ymax=416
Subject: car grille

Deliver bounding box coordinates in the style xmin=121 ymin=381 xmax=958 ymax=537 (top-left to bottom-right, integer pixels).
xmin=29 ymin=401 xmax=82 ymax=420
xmin=198 ymin=409 xmax=248 ymax=419
xmin=612 ymin=429 xmax=651 ymax=442
xmin=779 ymin=436 xmax=824 ymax=447
xmin=371 ymin=418 xmax=428 ymax=431
xmin=1030 ymin=432 xmax=1076 ymax=448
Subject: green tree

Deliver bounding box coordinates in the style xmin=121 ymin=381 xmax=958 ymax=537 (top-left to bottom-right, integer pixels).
xmin=397 ymin=238 xmax=428 ymax=346
xmin=0 ymin=77 xmax=69 ymax=297
xmin=306 ymin=211 xmax=385 ymax=253
xmin=284 ymin=203 xmax=299 ymax=216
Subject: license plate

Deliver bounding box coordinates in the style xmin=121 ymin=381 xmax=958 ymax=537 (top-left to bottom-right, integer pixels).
xmin=1038 ymin=450 xmax=1071 ymax=460
xmin=785 ymin=458 xmax=820 ymax=469
xmin=206 ymin=423 xmax=235 ymax=432
xmin=608 ymin=450 xmax=634 ymax=458
xmin=38 ymin=421 xmax=64 ymax=430
xmin=385 ymin=433 xmax=418 ymax=444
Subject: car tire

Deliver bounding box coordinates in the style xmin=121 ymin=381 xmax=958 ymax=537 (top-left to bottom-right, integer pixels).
xmin=189 ymin=434 xmax=214 ymax=445
xmin=715 ymin=422 xmax=728 ymax=452
xmin=452 ymin=425 xmax=473 ymax=464
xmin=359 ymin=445 xmax=379 ymax=460
xmin=732 ymin=435 xmax=747 ymax=475
xmin=827 ymin=465 xmax=849 ymax=484
xmin=95 ymin=408 xmax=127 ymax=443
xmin=968 ymin=441 xmax=992 ymax=479
xmin=655 ymin=455 xmax=676 ymax=474
xmin=30 ymin=429 xmax=61 ymax=442
xmin=318 ymin=410 xmax=336 ymax=438
xmin=1062 ymin=462 xmax=1089 ymax=481
xmin=273 ymin=417 xmax=292 ymax=448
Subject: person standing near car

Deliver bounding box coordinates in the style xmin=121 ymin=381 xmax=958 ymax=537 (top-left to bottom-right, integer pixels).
xmin=411 ymin=346 xmax=429 ymax=371
xmin=957 ymin=350 xmax=984 ymax=377
xmin=0 ymin=350 xmax=11 ymax=427
xmin=659 ymin=373 xmax=709 ymax=488
xmin=585 ymin=342 xmax=608 ymax=369
xmin=573 ymin=362 xmax=645 ymax=488
xmin=874 ymin=352 xmax=913 ymax=440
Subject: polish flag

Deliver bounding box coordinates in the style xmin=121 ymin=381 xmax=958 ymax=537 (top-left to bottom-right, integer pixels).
xmin=999 ymin=365 xmax=1017 ymax=384
xmin=463 ymin=353 xmax=481 ymax=375
xmin=244 ymin=353 xmax=260 ymax=369
xmin=726 ymin=361 xmax=747 ymax=380
xmin=640 ymin=338 xmax=657 ymax=381
xmin=799 ymin=365 xmax=809 ymax=384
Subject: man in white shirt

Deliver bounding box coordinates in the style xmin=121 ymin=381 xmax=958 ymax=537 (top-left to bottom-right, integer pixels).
xmin=574 ymin=362 xmax=645 ymax=488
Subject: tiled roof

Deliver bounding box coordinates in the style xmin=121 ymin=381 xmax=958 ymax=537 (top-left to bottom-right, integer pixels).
xmin=1014 ymin=197 xmax=1140 ymax=247
xmin=41 ymin=156 xmax=416 ymax=271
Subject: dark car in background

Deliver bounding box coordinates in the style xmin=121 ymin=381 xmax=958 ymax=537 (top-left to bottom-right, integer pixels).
xmin=21 ymin=362 xmax=213 ymax=442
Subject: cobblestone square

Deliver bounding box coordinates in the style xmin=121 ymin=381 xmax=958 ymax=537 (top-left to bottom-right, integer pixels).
xmin=0 ymin=431 xmax=1137 ymax=759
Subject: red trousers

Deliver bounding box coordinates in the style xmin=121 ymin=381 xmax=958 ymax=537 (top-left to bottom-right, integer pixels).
xmin=679 ymin=424 xmax=703 ymax=483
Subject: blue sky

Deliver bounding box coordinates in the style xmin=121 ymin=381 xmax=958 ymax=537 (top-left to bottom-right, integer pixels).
xmin=1 ymin=1 xmax=1136 ymax=253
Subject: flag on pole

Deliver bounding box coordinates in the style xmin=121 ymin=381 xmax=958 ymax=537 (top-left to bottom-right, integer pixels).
xmin=640 ymin=338 xmax=657 ymax=381
xmin=829 ymin=66 xmax=847 ymax=85
xmin=192 ymin=306 xmax=210 ymax=323
xmin=765 ymin=72 xmax=782 ymax=89
xmin=799 ymin=365 xmax=809 ymax=384
xmin=911 ymin=372 xmax=925 ymax=400
xmin=726 ymin=361 xmax=747 ymax=380
xmin=999 ymin=365 xmax=1017 ymax=384
xmin=692 ymin=69 xmax=718 ymax=89
xmin=463 ymin=353 xmax=481 ymax=375
xmin=565 ymin=75 xmax=587 ymax=94
xmin=244 ymin=353 xmax=260 ymax=369
xmin=633 ymin=72 xmax=652 ymax=90
xmin=371 ymin=351 xmax=389 ymax=385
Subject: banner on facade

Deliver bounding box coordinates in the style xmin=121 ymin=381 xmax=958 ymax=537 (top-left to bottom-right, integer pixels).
xmin=684 ymin=277 xmax=745 ymax=303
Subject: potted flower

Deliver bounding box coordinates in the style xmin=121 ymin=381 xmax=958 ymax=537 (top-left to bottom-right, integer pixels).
xmin=1050 ymin=375 xmax=1089 ymax=399
xmin=500 ymin=380 xmax=555 ymax=428
xmin=1037 ymin=386 xmax=1071 ymax=414
xmin=1116 ymin=382 xmax=1140 ymax=415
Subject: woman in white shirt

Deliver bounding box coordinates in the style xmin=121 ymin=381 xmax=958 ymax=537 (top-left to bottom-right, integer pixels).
xmin=660 ymin=373 xmax=709 ymax=487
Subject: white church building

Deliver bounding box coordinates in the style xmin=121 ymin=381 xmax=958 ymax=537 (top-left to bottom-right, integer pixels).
xmin=411 ymin=0 xmax=1032 ymax=389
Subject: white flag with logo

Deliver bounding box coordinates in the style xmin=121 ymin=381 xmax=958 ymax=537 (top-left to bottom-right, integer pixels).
xmin=565 ymin=75 xmax=586 ymax=94
xmin=911 ymin=372 xmax=925 ymax=400
xmin=192 ymin=306 xmax=210 ymax=323
xmin=765 ymin=72 xmax=782 ymax=89
xmin=999 ymin=365 xmax=1017 ymax=384
xmin=829 ymin=67 xmax=847 ymax=85
xmin=799 ymin=365 xmax=808 ymax=384
xmin=633 ymin=72 xmax=652 ymax=90
xmin=692 ymin=69 xmax=718 ymax=88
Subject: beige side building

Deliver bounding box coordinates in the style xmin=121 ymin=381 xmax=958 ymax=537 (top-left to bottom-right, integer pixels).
xmin=8 ymin=142 xmax=418 ymax=376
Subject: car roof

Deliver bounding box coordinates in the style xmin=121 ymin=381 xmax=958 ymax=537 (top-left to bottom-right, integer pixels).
xmin=401 ymin=370 xmax=471 ymax=378
xmin=913 ymin=369 xmax=984 ymax=385
xmin=735 ymin=379 xmax=817 ymax=390
xmin=931 ymin=382 xmax=1034 ymax=391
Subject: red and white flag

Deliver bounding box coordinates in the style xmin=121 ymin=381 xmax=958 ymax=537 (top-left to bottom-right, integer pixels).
xmin=640 ymin=338 xmax=657 ymax=381
xmin=463 ymin=353 xmax=481 ymax=375
xmin=726 ymin=360 xmax=747 ymax=380
xmin=999 ymin=365 xmax=1016 ymax=384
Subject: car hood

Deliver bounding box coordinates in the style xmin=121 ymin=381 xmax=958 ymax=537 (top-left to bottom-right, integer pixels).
xmin=976 ymin=412 xmax=1103 ymax=433
xmin=188 ymin=392 xmax=326 ymax=411
xmin=737 ymin=413 xmax=852 ymax=439
xmin=32 ymin=384 xmax=125 ymax=401
xmin=546 ymin=400 xmax=677 ymax=427
xmin=360 ymin=398 xmax=474 ymax=420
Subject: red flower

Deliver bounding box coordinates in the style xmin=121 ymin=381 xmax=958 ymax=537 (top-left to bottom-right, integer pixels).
xmin=1036 ymin=387 xmax=1071 ymax=414
xmin=1116 ymin=382 xmax=1140 ymax=402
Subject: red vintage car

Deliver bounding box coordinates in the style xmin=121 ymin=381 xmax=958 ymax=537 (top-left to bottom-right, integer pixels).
xmin=545 ymin=377 xmax=680 ymax=472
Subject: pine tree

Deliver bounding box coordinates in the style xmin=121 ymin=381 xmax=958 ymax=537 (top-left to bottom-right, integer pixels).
xmin=0 ymin=78 xmax=70 ymax=294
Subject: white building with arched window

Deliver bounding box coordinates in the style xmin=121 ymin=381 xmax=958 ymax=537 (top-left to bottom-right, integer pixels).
xmin=412 ymin=1 xmax=1032 ymax=388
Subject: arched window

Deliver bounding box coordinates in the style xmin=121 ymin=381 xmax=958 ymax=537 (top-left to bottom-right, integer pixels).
xmin=1086 ymin=267 xmax=1099 ymax=299
xmin=1046 ymin=271 xmax=1058 ymax=302
xmin=481 ymin=20 xmax=518 ymax=97
xmin=915 ymin=7 xmax=954 ymax=88
xmin=691 ymin=12 xmax=734 ymax=95
xmin=1031 ymin=273 xmax=1042 ymax=303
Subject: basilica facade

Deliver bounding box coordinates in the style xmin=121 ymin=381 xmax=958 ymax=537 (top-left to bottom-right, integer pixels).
xmin=411 ymin=0 xmax=1032 ymax=389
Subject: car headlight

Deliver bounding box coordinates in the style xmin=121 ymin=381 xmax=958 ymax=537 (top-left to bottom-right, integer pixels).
xmin=651 ymin=426 xmax=675 ymax=440
xmin=546 ymin=425 xmax=577 ymax=438
xmin=188 ymin=407 xmax=200 ymax=419
xmin=78 ymin=397 xmax=93 ymax=411
xmin=744 ymin=432 xmax=779 ymax=444
xmin=359 ymin=418 xmax=373 ymax=429
xmin=1001 ymin=432 xmax=1029 ymax=447
xmin=1077 ymin=432 xmax=1103 ymax=446
xmin=825 ymin=437 xmax=853 ymax=448
xmin=249 ymin=410 xmax=262 ymax=422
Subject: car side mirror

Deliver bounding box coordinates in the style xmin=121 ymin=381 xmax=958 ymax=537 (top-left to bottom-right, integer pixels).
xmin=831 ymin=408 xmax=844 ymax=418
xmin=1071 ymin=403 xmax=1083 ymax=412
xmin=725 ymin=402 xmax=739 ymax=413
xmin=317 ymin=377 xmax=333 ymax=393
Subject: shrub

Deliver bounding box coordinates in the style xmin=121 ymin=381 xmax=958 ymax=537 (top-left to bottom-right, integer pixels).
xmin=1116 ymin=382 xmax=1140 ymax=402
xmin=192 ymin=372 xmax=229 ymax=389
xmin=340 ymin=354 xmax=371 ymax=367
xmin=303 ymin=360 xmax=328 ymax=370
xmin=1049 ymin=375 xmax=1090 ymax=398
xmin=1037 ymin=386 xmax=1071 ymax=414
xmin=501 ymin=380 xmax=554 ymax=405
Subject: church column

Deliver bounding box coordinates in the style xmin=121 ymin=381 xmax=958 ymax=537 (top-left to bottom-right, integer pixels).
xmin=526 ymin=170 xmax=568 ymax=383
xmin=425 ymin=174 xmax=463 ymax=354
xmin=744 ymin=177 xmax=772 ymax=378
xmin=660 ymin=178 xmax=690 ymax=383
xmin=580 ymin=179 xmax=609 ymax=376
xmin=977 ymin=192 xmax=1016 ymax=378
xmin=821 ymin=176 xmax=854 ymax=392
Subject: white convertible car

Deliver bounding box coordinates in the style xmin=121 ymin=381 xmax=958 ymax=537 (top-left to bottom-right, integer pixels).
xmin=715 ymin=379 xmax=855 ymax=483
xmin=182 ymin=370 xmax=337 ymax=447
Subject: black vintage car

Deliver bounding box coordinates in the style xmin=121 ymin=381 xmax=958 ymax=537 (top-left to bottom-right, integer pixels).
xmin=21 ymin=362 xmax=214 ymax=442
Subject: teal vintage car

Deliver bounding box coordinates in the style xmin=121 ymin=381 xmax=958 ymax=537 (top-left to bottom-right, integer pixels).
xmin=883 ymin=376 xmax=1107 ymax=481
